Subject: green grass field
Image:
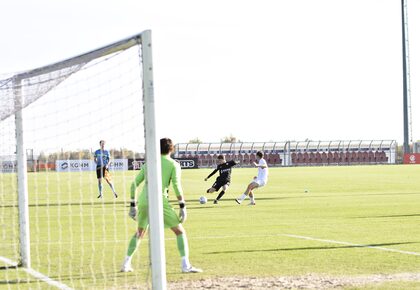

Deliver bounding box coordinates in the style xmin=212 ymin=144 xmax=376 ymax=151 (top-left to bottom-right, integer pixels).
xmin=1 ymin=165 xmax=420 ymax=289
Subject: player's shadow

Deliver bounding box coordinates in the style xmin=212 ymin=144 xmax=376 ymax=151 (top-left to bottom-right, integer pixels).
xmin=352 ymin=213 xmax=420 ymax=219
xmin=0 ymin=265 xmax=19 ymax=270
xmin=0 ymin=279 xmax=38 ymax=285
xmin=185 ymin=205 xmax=221 ymax=209
xmin=205 ymin=241 xmax=418 ymax=255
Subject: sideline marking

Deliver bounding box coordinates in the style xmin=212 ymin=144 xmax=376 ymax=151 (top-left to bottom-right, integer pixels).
xmin=283 ymin=234 xmax=420 ymax=256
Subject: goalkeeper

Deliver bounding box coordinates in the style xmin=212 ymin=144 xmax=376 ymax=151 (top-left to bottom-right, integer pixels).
xmin=120 ymin=138 xmax=202 ymax=273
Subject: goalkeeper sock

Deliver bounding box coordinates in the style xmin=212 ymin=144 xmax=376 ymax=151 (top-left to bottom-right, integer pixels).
xmin=123 ymin=255 xmax=132 ymax=265
xmin=181 ymin=256 xmax=191 ymax=269
xmin=216 ymin=190 xmax=225 ymax=201
xmin=176 ymin=233 xmax=189 ymax=259
xmin=127 ymin=234 xmax=140 ymax=256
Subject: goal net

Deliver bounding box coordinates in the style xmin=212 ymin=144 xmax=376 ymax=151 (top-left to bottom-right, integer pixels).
xmin=0 ymin=31 xmax=165 ymax=289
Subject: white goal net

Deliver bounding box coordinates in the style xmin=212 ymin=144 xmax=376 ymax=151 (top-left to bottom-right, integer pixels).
xmin=0 ymin=31 xmax=164 ymax=289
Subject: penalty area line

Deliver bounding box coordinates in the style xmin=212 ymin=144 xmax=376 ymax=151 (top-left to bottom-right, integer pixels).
xmin=283 ymin=234 xmax=420 ymax=256
xmin=0 ymin=256 xmax=73 ymax=290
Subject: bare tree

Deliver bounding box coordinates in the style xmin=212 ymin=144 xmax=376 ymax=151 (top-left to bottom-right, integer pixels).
xmin=221 ymin=134 xmax=240 ymax=143
xmin=188 ymin=138 xmax=202 ymax=144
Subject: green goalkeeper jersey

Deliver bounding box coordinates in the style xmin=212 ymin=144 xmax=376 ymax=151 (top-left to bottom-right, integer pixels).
xmin=130 ymin=154 xmax=183 ymax=203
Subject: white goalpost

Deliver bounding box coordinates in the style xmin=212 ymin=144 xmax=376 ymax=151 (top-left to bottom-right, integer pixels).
xmin=141 ymin=30 xmax=167 ymax=290
xmin=0 ymin=30 xmax=166 ymax=289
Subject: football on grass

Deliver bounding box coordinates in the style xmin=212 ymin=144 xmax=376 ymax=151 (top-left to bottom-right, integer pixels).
xmin=199 ymin=196 xmax=207 ymax=204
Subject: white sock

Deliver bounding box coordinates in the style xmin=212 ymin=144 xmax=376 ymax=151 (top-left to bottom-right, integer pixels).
xmin=238 ymin=193 xmax=247 ymax=201
xmin=181 ymin=256 xmax=190 ymax=269
xmin=124 ymin=255 xmax=132 ymax=265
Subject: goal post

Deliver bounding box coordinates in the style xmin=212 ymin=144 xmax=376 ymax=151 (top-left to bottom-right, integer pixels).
xmin=141 ymin=30 xmax=167 ymax=290
xmin=0 ymin=30 xmax=167 ymax=289
xmin=14 ymin=76 xmax=31 ymax=268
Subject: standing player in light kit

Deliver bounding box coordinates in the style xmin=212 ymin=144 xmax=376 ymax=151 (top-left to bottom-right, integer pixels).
xmin=235 ymin=151 xmax=268 ymax=205
xmin=94 ymin=140 xmax=118 ymax=198
xmin=120 ymin=138 xmax=202 ymax=273
xmin=204 ymin=155 xmax=238 ymax=204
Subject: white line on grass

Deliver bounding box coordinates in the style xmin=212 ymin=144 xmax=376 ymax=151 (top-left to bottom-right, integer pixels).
xmin=0 ymin=256 xmax=18 ymax=267
xmin=0 ymin=256 xmax=73 ymax=290
xmin=283 ymin=234 xmax=420 ymax=256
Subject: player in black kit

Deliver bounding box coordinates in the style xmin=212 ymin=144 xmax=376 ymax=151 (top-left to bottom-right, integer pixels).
xmin=204 ymin=155 xmax=238 ymax=204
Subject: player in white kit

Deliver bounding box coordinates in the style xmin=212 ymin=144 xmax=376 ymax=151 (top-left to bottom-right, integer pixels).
xmin=235 ymin=151 xmax=268 ymax=206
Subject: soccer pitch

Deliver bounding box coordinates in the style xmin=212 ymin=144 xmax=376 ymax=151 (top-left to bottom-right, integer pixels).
xmin=1 ymin=165 xmax=420 ymax=289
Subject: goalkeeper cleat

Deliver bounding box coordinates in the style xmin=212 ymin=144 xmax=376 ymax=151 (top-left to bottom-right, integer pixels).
xmin=235 ymin=199 xmax=241 ymax=205
xmin=182 ymin=265 xmax=203 ymax=273
xmin=120 ymin=263 xmax=133 ymax=272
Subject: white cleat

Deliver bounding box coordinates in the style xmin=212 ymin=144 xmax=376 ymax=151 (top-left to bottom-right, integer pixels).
xmin=182 ymin=266 xmax=203 ymax=273
xmin=120 ymin=263 xmax=133 ymax=272
xmin=248 ymin=202 xmax=256 ymax=206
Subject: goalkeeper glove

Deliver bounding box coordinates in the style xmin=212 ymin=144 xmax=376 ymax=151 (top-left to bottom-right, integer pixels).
xmin=178 ymin=201 xmax=187 ymax=223
xmin=129 ymin=200 xmax=137 ymax=221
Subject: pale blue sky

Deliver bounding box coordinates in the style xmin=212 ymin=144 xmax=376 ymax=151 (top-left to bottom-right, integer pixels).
xmin=0 ymin=0 xmax=419 ymax=150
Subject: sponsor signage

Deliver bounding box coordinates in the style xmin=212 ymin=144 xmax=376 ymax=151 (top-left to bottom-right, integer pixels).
xmin=127 ymin=158 xmax=198 ymax=170
xmin=108 ymin=159 xmax=128 ymax=171
xmin=0 ymin=161 xmax=17 ymax=173
xmin=56 ymin=160 xmax=95 ymax=172
xmin=128 ymin=159 xmax=145 ymax=170
xmin=56 ymin=159 xmax=128 ymax=172
xmin=175 ymin=158 xmax=198 ymax=169
xmin=403 ymin=153 xmax=420 ymax=164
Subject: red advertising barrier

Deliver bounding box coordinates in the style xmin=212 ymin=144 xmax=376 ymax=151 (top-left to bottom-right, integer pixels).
xmin=403 ymin=153 xmax=420 ymax=164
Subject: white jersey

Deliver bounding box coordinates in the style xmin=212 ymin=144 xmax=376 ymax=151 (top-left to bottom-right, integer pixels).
xmin=257 ymin=158 xmax=268 ymax=182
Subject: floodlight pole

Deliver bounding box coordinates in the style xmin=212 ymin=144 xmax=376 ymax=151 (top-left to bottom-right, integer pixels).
xmin=14 ymin=77 xmax=31 ymax=268
xmin=141 ymin=30 xmax=167 ymax=290
xmin=401 ymin=0 xmax=410 ymax=154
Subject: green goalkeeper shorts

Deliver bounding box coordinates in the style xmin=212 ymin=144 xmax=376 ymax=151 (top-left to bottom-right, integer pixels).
xmin=137 ymin=199 xmax=180 ymax=229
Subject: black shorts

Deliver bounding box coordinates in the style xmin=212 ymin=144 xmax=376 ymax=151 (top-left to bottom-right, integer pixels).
xmin=96 ymin=166 xmax=108 ymax=179
xmin=212 ymin=178 xmax=230 ymax=191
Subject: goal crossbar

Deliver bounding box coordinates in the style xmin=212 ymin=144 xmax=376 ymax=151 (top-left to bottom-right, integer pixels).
xmin=16 ymin=32 xmax=143 ymax=80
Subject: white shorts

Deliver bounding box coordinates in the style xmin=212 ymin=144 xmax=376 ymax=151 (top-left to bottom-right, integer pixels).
xmin=252 ymin=178 xmax=267 ymax=187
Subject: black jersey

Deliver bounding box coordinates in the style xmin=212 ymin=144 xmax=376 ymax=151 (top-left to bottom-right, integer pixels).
xmin=206 ymin=160 xmax=237 ymax=182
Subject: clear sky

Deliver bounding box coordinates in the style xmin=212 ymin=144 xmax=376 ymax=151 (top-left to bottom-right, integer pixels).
xmin=1 ymin=0 xmax=419 ymax=148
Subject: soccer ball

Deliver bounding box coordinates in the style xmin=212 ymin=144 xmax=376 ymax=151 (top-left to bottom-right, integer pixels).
xmin=199 ymin=196 xmax=207 ymax=204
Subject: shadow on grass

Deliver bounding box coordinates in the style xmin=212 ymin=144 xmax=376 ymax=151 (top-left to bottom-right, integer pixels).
xmin=0 ymin=265 xmax=18 ymax=270
xmin=0 ymin=279 xmax=36 ymax=285
xmin=205 ymin=241 xmax=419 ymax=255
xmin=353 ymin=213 xmax=420 ymax=219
